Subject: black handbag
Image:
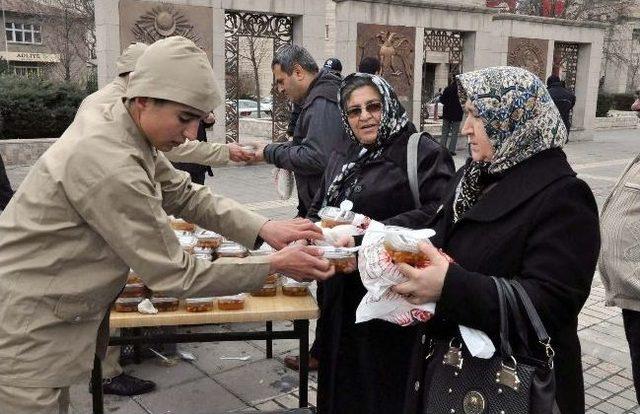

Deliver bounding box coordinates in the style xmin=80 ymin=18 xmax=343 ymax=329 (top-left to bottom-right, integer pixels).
xmin=422 ymin=277 xmax=558 ymax=414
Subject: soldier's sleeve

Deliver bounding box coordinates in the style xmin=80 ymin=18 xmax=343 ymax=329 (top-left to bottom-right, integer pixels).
xmin=75 ymin=163 xmax=269 ymax=296
xmin=154 ymin=154 xmax=268 ymax=248
xmin=164 ymin=140 xmax=230 ymax=167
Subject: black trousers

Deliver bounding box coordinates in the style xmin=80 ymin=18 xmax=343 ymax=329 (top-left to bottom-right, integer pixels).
xmin=623 ymin=308 xmax=640 ymax=404
xmin=0 ymin=154 xmax=13 ymax=210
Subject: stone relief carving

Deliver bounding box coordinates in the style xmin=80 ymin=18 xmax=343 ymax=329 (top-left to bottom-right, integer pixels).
xmin=507 ymin=37 xmax=549 ymax=82
xmin=130 ymin=4 xmax=202 ymax=45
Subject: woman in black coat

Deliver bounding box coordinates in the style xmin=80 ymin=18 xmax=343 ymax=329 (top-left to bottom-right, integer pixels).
xmin=308 ymin=73 xmax=454 ymax=414
xmin=394 ymin=67 xmax=600 ymax=414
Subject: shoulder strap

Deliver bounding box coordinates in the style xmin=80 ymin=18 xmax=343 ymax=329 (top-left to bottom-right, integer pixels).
xmin=407 ymin=132 xmax=422 ymax=209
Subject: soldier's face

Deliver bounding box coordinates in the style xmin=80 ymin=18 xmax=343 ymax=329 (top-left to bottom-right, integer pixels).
xmin=134 ymin=98 xmax=205 ymax=152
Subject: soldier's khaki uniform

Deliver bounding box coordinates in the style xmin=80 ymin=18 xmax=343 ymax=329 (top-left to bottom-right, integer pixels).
xmin=0 ymin=36 xmax=269 ymax=412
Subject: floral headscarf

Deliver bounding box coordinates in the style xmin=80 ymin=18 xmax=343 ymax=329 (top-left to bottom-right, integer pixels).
xmin=324 ymin=73 xmax=409 ymax=207
xmin=452 ymin=66 xmax=567 ymax=223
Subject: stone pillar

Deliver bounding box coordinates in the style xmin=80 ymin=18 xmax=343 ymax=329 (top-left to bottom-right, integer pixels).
xmin=95 ymin=0 xmax=120 ymax=88
xmin=572 ymin=40 xmax=603 ymax=141
xmin=412 ymin=27 xmax=424 ymax=126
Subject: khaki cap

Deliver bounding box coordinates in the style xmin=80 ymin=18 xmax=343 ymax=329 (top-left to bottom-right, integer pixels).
xmin=116 ymin=42 xmax=148 ymax=76
xmin=125 ymin=36 xmax=222 ymax=113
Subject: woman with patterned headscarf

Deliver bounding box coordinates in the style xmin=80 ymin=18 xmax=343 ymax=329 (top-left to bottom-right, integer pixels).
xmin=396 ymin=67 xmax=600 ymax=414
xmin=306 ymin=73 xmax=454 ymax=413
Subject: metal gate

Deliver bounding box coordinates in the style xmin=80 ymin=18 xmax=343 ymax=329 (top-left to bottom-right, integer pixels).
xmin=224 ymin=12 xmax=292 ymax=143
xmin=553 ymin=42 xmax=579 ymax=92
xmin=420 ymin=29 xmax=464 ymax=129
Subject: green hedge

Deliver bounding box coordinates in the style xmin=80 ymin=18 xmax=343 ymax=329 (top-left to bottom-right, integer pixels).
xmin=596 ymin=93 xmax=613 ymax=117
xmin=0 ymin=75 xmax=87 ymax=139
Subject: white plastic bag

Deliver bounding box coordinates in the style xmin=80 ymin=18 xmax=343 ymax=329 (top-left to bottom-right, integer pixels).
xmin=273 ymin=168 xmax=294 ymax=200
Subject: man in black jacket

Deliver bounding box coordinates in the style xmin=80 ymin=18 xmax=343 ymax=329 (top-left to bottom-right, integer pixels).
xmin=253 ymin=45 xmax=348 ymax=218
xmin=0 ymin=153 xmax=13 ymax=211
xmin=547 ymin=75 xmax=576 ymax=138
xmin=439 ymin=75 xmax=464 ymax=155
xmin=252 ymin=45 xmax=349 ymax=372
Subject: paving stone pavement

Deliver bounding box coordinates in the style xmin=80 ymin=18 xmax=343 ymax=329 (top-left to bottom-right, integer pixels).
xmin=4 ymin=128 xmax=640 ymax=413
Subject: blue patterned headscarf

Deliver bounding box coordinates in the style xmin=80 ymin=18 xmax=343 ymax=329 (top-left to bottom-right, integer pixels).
xmin=323 ymin=73 xmax=409 ymax=207
xmin=452 ymin=66 xmax=567 ymax=222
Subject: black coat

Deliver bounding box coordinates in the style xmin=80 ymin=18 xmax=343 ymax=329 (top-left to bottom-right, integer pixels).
xmin=403 ymin=149 xmax=600 ymax=414
xmin=0 ymin=153 xmax=13 ymax=211
xmin=439 ymin=82 xmax=463 ymax=122
xmin=548 ymin=83 xmax=576 ymax=131
xmin=171 ymin=120 xmax=213 ymax=185
xmin=264 ymin=70 xmax=349 ymax=218
xmin=308 ymin=123 xmax=455 ymax=414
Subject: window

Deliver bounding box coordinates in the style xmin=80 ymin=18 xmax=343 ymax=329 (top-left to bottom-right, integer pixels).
xmin=325 ymin=25 xmax=330 ymax=40
xmin=13 ymin=65 xmax=41 ymax=76
xmin=5 ymin=22 xmax=42 ymax=44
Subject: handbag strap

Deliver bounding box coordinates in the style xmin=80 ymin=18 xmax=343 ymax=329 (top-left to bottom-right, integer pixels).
xmin=491 ymin=276 xmax=513 ymax=359
xmin=497 ymin=278 xmax=532 ymax=355
xmin=510 ymin=280 xmax=551 ymax=346
xmin=407 ymin=132 xmax=422 ymax=209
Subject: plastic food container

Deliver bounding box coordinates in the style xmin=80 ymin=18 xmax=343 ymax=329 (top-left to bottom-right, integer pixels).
xmin=217 ymin=294 xmax=246 ymax=310
xmin=250 ymin=283 xmax=277 ymax=297
xmin=264 ymin=273 xmax=279 ymax=285
xmin=185 ymin=297 xmax=215 ymax=312
xmin=195 ymin=230 xmax=224 ymax=249
xmin=170 ymin=218 xmax=195 ymax=232
xmin=383 ymin=226 xmax=431 ymax=266
xmin=217 ymin=242 xmax=248 ymax=258
xmin=193 ymin=246 xmax=214 ymax=261
xmin=151 ymin=297 xmax=179 ymax=312
xmin=178 ymin=234 xmax=197 ymax=254
xmin=322 ymin=248 xmax=357 ymax=273
xmin=281 ymin=277 xmax=310 ymax=296
xmin=318 ymin=206 xmax=355 ymax=228
xmin=114 ymin=297 xmax=143 ymax=312
xmin=119 ymin=283 xmax=148 ymax=298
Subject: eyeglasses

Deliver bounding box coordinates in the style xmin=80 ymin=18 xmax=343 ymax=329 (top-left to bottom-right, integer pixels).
xmin=346 ymin=101 xmax=383 ymax=119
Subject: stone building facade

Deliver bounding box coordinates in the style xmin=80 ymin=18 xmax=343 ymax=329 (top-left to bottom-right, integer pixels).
xmin=0 ymin=0 xmax=92 ymax=82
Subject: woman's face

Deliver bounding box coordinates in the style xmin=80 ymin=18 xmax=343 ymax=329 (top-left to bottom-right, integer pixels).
xmin=345 ymin=85 xmax=383 ymax=145
xmin=461 ymin=100 xmax=495 ymax=163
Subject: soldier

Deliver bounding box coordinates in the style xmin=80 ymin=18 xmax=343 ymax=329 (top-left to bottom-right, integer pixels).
xmin=0 ymin=36 xmax=333 ymax=413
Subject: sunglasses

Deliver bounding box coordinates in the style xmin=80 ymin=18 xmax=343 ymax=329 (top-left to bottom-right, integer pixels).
xmin=346 ymin=101 xmax=383 ymax=119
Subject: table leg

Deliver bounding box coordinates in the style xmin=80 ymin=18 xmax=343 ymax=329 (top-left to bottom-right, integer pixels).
xmin=294 ymin=319 xmax=309 ymax=408
xmin=91 ymin=354 xmax=104 ymax=414
xmin=266 ymin=321 xmax=273 ymax=359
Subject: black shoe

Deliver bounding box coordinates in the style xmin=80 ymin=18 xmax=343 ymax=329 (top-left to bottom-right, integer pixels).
xmin=102 ymin=373 xmax=156 ymax=396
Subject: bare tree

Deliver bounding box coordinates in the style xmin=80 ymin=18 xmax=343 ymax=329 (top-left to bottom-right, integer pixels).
xmin=238 ymin=37 xmax=272 ymax=117
xmin=22 ymin=0 xmax=95 ymax=82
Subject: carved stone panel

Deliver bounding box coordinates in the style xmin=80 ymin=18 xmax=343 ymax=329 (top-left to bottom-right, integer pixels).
xmin=357 ymin=23 xmax=416 ymax=116
xmin=119 ymin=0 xmax=213 ymax=62
xmin=507 ymin=37 xmax=549 ymax=82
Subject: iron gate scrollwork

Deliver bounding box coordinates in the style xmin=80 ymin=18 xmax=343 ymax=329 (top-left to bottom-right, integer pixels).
xmin=421 ymin=29 xmax=464 ymax=129
xmin=553 ymin=42 xmax=579 ymax=92
xmin=225 ymin=12 xmax=292 ymax=143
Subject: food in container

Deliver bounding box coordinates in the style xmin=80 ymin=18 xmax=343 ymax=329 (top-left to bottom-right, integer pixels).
xmin=178 ymin=234 xmax=197 ymax=254
xmin=264 ymin=273 xmax=279 ymax=285
xmin=114 ymin=297 xmax=144 ymax=312
xmin=119 ymin=283 xmax=148 ymax=298
xmin=217 ymin=294 xmax=246 ymax=310
xmin=151 ymin=297 xmax=179 ymax=312
xmin=216 ymin=242 xmax=248 ymax=258
xmin=322 ymin=247 xmax=357 ymax=273
xmin=250 ymin=283 xmax=277 ymax=297
xmin=281 ymin=277 xmax=310 ymax=296
xmin=383 ymin=226 xmax=433 ymax=266
xmin=127 ymin=270 xmax=143 ymax=284
xmin=195 ymin=230 xmax=223 ymax=249
xmin=185 ymin=297 xmax=215 ymax=312
xmin=170 ymin=217 xmax=195 ymax=232
xmin=318 ymin=206 xmax=355 ymax=228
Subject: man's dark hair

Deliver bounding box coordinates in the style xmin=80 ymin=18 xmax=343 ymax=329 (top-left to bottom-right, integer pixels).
xmin=358 ymin=57 xmax=381 ymax=75
xmin=272 ymin=44 xmax=319 ymax=75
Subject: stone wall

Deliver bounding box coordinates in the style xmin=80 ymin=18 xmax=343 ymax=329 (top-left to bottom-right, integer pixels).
xmin=0 ymin=139 xmax=56 ymax=167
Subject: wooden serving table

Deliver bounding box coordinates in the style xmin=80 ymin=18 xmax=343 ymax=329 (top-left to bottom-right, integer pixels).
xmin=91 ymin=288 xmax=319 ymax=414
